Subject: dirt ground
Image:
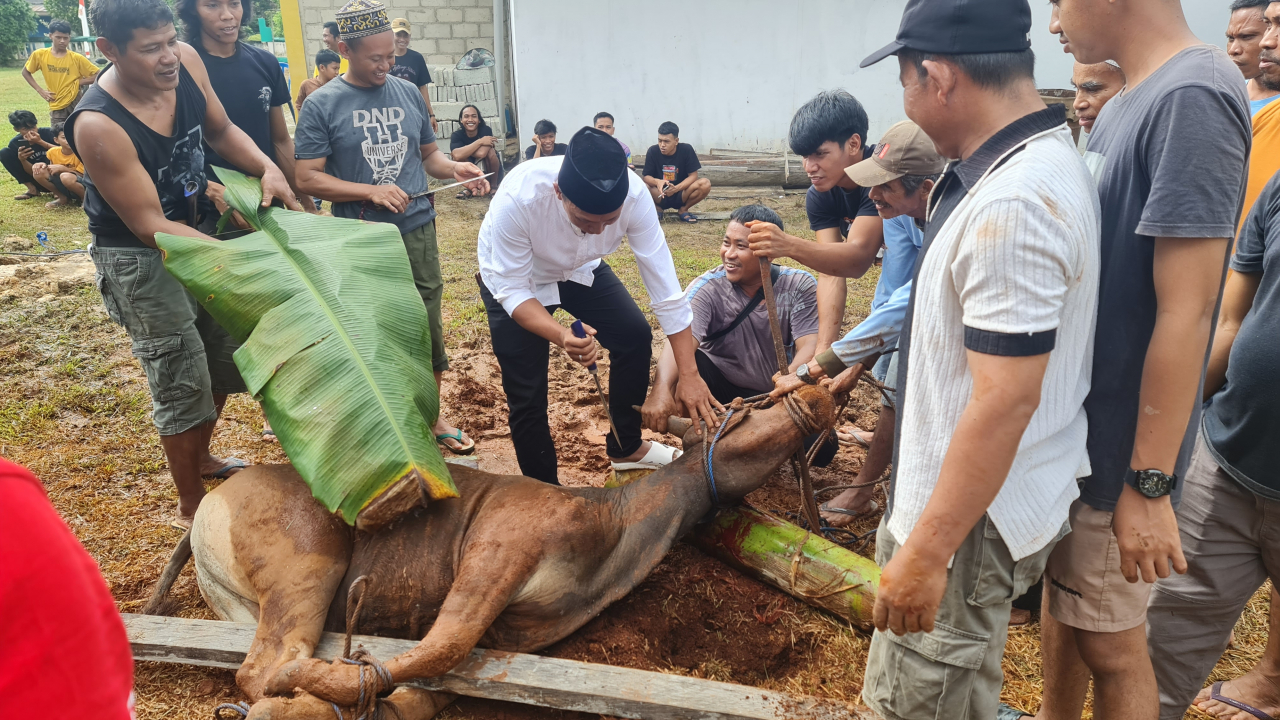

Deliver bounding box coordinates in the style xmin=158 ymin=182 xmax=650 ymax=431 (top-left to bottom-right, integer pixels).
xmin=0 ymin=191 xmax=1266 ymax=720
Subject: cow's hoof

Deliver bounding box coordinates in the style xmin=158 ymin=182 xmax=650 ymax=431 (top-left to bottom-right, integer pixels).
xmin=245 ymin=692 xmax=334 ymax=720
xmin=264 ymin=657 xmax=362 ymax=706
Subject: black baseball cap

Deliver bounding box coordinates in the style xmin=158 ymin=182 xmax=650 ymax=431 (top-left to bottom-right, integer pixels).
xmin=860 ymin=0 xmax=1033 ymax=68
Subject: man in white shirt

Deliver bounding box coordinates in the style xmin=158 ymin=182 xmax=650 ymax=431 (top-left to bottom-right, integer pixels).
xmin=478 ymin=127 xmax=719 ymax=485
xmin=772 ymin=0 xmax=1100 ymax=717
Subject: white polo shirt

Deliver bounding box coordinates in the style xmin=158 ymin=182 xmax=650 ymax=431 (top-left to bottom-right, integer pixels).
xmin=889 ymin=109 xmax=1101 ymax=560
xmin=477 ymin=157 xmax=692 ymax=335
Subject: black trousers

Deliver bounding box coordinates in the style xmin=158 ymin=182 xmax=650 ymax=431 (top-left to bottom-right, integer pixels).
xmin=480 ymin=262 xmax=653 ymax=485
xmin=694 ymin=349 xmax=838 ymax=467
xmin=1 ymin=135 xmax=45 ymax=186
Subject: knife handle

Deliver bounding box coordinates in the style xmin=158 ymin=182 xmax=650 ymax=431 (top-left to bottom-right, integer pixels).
xmin=570 ymin=320 xmax=598 ymax=372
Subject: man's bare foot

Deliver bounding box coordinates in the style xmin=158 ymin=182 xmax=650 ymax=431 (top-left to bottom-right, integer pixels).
xmin=45 ymin=197 xmax=68 ymax=209
xmin=819 ymin=487 xmax=878 ymax=528
xmin=433 ymin=418 xmax=475 ymax=455
xmin=200 ymin=454 xmax=246 ymax=478
xmin=837 ymin=424 xmax=873 ymax=448
xmin=1195 ymin=670 xmax=1280 ymax=720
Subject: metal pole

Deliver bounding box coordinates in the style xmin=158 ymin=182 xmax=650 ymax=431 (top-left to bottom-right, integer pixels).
xmin=492 ymin=0 xmax=507 ymax=137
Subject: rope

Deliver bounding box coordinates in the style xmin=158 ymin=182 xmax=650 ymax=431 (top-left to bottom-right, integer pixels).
xmin=213 ymin=702 xmax=252 ymax=719
xmin=333 ymin=576 xmax=397 ymax=720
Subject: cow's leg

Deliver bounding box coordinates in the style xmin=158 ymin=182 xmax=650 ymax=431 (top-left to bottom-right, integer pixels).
xmin=247 ymin=688 xmax=455 ymax=720
xmin=264 ymin=538 xmax=541 ymax=704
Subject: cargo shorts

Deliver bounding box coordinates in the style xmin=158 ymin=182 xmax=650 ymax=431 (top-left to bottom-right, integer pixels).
xmin=90 ymin=243 xmax=247 ymax=436
xmin=401 ymin=221 xmax=448 ymax=372
xmin=862 ymin=514 xmax=1067 ymax=720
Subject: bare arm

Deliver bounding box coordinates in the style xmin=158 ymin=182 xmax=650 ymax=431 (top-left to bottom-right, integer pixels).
xmin=640 ymin=339 xmax=681 ymax=432
xmin=667 ymin=326 xmax=722 ymax=430
xmin=295 ymin=156 xmax=406 ymax=212
xmin=422 ymin=141 xmax=489 ymax=195
xmin=268 ymin=105 xmax=316 ymax=212
xmin=788 ymin=334 xmax=818 ymax=373
xmin=179 ymin=43 xmax=299 ymax=210
xmin=874 ymin=350 xmax=1049 ymax=635
xmin=1203 ymin=269 xmax=1261 ymax=400
xmin=22 ymin=68 xmax=52 ymax=102
xmin=450 ymin=136 xmax=488 ymax=161
xmin=73 ymin=113 xmax=214 ymax=247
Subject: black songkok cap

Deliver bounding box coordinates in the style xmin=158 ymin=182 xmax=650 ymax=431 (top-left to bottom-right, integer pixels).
xmin=557 ymin=127 xmax=629 ymax=215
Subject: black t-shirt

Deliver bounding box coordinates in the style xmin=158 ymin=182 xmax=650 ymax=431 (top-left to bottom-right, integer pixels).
xmin=8 ymin=128 xmax=57 ymax=166
xmin=524 ymin=142 xmax=567 ymax=160
xmin=805 ymin=144 xmax=878 ymax=238
xmin=449 ymin=124 xmax=493 ymax=155
xmin=643 ymin=142 xmax=701 ymax=186
xmin=196 ymin=42 xmax=290 ymax=174
xmin=1202 ymin=170 xmax=1280 ymax=499
xmin=389 ymin=48 xmax=432 ymax=87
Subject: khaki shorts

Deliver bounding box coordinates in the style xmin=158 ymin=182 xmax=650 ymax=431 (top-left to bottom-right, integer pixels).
xmin=401 ymin=222 xmax=447 ymax=371
xmin=1044 ymin=498 xmax=1154 ymax=632
xmin=862 ymin=514 xmax=1065 ymax=720
xmin=90 ymin=243 xmax=246 ymax=436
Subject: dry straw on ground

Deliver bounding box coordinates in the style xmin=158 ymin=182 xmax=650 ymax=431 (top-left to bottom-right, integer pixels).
xmin=0 ymin=192 xmax=1265 ymax=719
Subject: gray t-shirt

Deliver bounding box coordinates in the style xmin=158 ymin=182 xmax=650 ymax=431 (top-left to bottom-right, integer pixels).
xmin=1080 ymin=45 xmax=1251 ymax=511
xmin=294 ymin=75 xmax=436 ymax=233
xmin=1202 ymin=170 xmax=1280 ymax=500
xmin=687 ymin=265 xmax=818 ymax=393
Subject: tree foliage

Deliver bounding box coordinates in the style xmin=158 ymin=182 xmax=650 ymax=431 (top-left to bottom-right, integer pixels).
xmin=0 ymin=0 xmax=38 ymax=65
xmin=43 ymin=0 xmax=86 ymax=34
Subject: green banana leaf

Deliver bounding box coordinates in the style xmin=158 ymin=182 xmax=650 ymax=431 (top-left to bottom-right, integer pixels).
xmin=154 ymin=168 xmax=457 ymax=524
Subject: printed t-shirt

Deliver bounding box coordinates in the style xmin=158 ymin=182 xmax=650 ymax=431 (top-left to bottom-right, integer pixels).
xmin=196 ymin=42 xmax=290 ymax=174
xmin=1080 ymin=44 xmax=1251 ymax=512
xmin=46 ymin=146 xmax=83 ymax=174
xmin=642 ymin=142 xmax=700 ymax=185
xmin=294 ymin=75 xmax=437 ymax=233
xmin=390 ymin=48 xmax=432 ymax=87
xmin=805 ymin=145 xmax=878 ymax=238
xmin=295 ymin=76 xmax=326 ymax=109
xmin=450 ymin=124 xmax=493 ymax=155
xmin=0 ymin=458 xmax=135 ymax=719
xmin=1203 ymin=169 xmax=1280 ymax=500
xmin=24 ymin=48 xmax=99 ymax=111
xmin=1242 ymin=94 xmax=1280 ymax=223
xmin=687 ymin=265 xmax=819 ymax=393
xmin=524 ymin=142 xmax=567 ymax=160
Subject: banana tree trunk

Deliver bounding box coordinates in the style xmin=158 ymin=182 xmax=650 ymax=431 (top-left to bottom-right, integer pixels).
xmin=607 ymin=467 xmax=879 ymax=629
xmin=689 ymin=506 xmax=879 ymax=630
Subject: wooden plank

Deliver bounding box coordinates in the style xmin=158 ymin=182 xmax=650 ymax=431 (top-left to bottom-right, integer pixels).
xmin=123 ymin=614 xmax=866 ymax=720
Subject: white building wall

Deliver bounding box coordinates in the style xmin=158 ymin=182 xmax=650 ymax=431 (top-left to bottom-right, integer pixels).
xmin=509 ymin=0 xmax=1231 ymax=153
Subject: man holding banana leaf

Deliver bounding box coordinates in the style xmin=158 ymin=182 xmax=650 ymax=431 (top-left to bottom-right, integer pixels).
xmin=294 ymin=0 xmax=490 ymax=455
xmin=66 ymin=0 xmax=303 ymax=529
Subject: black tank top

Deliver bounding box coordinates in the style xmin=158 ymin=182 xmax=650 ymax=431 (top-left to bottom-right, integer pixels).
xmin=66 ymin=64 xmax=214 ymax=247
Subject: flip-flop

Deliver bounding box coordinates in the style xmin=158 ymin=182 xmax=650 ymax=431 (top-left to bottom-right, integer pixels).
xmin=170 ymin=516 xmax=193 ymax=531
xmin=203 ymin=458 xmax=247 ymax=479
xmin=1208 ymin=681 xmax=1278 ymax=720
xmin=13 ymin=192 xmax=39 ymax=200
xmin=997 ymin=704 xmax=1029 ymax=720
xmin=678 ymin=212 xmax=698 ymax=223
xmin=262 ymin=429 xmax=278 ymax=443
xmin=819 ymin=500 xmax=879 ymax=522
xmin=837 ymin=428 xmax=873 ymax=448
xmin=611 ymin=441 xmax=682 ymax=471
xmin=436 ymin=428 xmax=476 ymax=455
xmin=456 ymin=188 xmax=473 ymax=200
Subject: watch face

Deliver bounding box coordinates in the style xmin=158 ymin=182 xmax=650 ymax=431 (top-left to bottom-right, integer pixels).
xmin=1136 ymin=470 xmax=1173 ymax=498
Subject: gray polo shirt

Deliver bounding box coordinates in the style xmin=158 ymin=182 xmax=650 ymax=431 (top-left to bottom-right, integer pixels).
xmin=1079 ymin=45 xmax=1250 ymax=511
xmin=294 ymin=75 xmax=437 ymax=234
xmin=687 ymin=265 xmax=818 ymax=394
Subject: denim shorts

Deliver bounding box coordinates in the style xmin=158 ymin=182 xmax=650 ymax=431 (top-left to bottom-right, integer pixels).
xmin=90 ymin=243 xmax=246 ymax=435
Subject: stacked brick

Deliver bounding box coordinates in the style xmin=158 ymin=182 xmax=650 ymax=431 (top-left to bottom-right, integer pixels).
xmin=301 ymin=0 xmax=494 ymax=68
xmin=427 ymin=65 xmax=501 ymax=151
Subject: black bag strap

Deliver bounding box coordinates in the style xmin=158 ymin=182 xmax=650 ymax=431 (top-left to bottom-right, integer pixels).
xmin=701 ymin=265 xmax=781 ymax=344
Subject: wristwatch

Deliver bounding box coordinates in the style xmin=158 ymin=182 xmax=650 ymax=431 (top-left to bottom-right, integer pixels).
xmin=796 ymin=363 xmax=817 ymax=385
xmin=1130 ymin=468 xmax=1177 ymax=498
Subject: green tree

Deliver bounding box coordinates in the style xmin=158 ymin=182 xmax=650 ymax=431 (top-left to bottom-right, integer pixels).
xmin=0 ymin=0 xmax=38 ymax=65
xmin=43 ymin=0 xmax=85 ymax=34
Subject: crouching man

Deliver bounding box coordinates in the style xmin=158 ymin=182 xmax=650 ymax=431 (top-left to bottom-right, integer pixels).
xmin=641 ymin=204 xmax=837 ymax=465
xmin=478 ymin=127 xmax=719 ymax=485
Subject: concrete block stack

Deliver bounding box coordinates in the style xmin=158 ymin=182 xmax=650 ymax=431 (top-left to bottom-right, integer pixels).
xmin=428 ymin=65 xmax=502 ymax=151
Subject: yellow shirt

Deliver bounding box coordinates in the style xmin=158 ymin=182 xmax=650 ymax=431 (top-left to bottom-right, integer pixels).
xmin=25 ymin=48 xmax=99 ymax=111
xmin=45 ymin=146 xmax=83 ymax=175
xmin=313 ymin=57 xmax=348 ymax=77
xmin=1242 ymin=100 xmax=1280 ymax=226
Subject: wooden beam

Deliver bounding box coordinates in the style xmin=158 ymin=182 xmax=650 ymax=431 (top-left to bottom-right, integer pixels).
xmin=278 ymin=0 xmax=309 ymax=99
xmin=123 ymin=614 xmax=867 ymax=720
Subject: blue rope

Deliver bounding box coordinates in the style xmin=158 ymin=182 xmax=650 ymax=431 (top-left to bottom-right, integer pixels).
xmin=704 ymin=408 xmax=735 ymax=507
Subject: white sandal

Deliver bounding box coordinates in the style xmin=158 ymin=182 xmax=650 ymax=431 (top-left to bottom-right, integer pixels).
xmin=610 ymin=441 xmax=683 ymax=471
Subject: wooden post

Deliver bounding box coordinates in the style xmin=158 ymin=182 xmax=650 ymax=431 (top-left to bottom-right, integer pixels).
xmin=121 ymin=614 xmax=869 ymax=720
